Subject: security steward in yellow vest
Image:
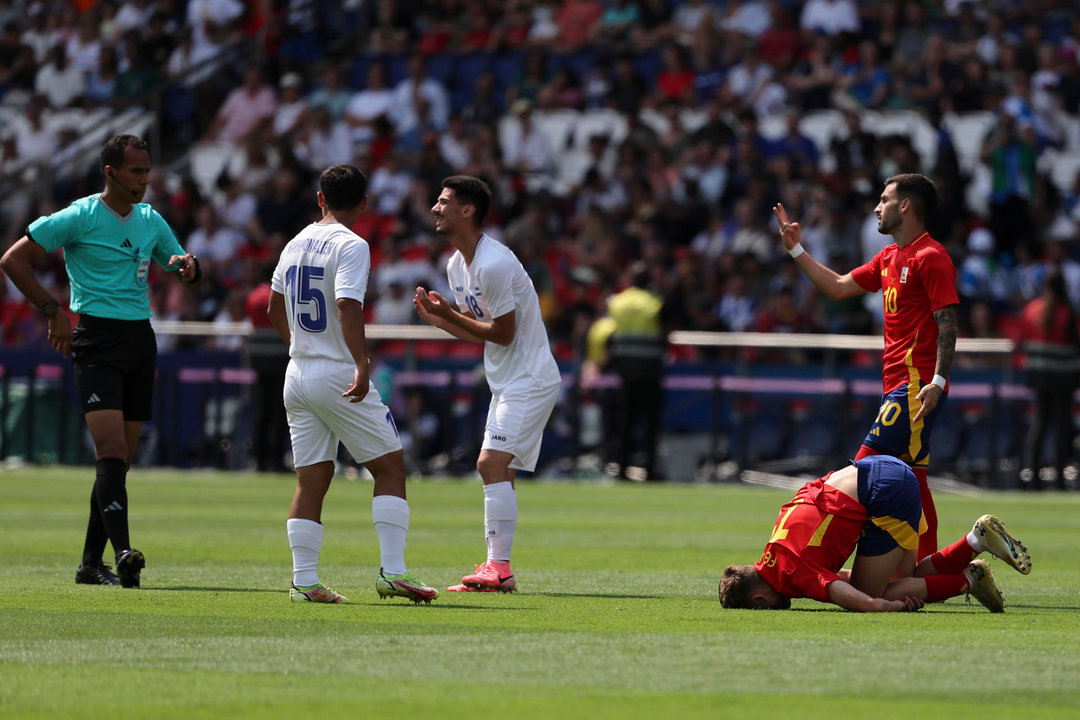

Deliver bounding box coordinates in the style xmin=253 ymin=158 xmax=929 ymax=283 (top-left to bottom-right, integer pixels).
xmin=607 ymin=262 xmax=667 ymax=481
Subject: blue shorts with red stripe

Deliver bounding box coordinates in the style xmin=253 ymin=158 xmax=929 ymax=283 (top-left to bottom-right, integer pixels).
xmin=853 ymin=455 xmax=922 ymax=556
xmin=861 ymin=382 xmax=947 ymax=467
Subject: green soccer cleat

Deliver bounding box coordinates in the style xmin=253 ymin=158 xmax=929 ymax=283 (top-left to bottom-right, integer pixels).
xmin=290 ymin=583 xmax=347 ymax=603
xmin=376 ymin=570 xmax=438 ymax=604
xmin=963 ymin=559 xmax=1004 ymax=613
xmin=972 ymin=514 xmax=1031 ymax=575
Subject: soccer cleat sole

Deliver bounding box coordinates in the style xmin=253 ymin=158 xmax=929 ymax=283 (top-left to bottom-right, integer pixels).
xmin=448 ymin=582 xmax=514 ymax=593
xmin=115 ymin=549 xmax=145 ymax=589
xmin=974 ymin=514 xmax=1031 ymax=575
xmin=376 ymin=588 xmax=437 ymax=604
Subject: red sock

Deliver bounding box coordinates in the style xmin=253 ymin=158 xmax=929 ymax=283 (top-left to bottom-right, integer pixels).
xmin=924 ymin=573 xmax=969 ymax=603
xmin=927 ymin=536 xmax=976 ymax=574
xmin=912 ymin=466 xmax=938 ymax=561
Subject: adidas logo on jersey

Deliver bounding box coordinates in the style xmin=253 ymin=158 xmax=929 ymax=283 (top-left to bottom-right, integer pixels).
xmin=121 ymin=239 xmax=132 ymax=248
xmin=87 ymin=393 xmax=102 ymax=404
xmin=103 ymin=501 xmax=124 ymax=512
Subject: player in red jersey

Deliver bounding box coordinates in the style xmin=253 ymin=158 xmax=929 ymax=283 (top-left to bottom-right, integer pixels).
xmin=774 ymin=174 xmax=958 ymax=561
xmin=717 ymin=455 xmax=1032 ymax=612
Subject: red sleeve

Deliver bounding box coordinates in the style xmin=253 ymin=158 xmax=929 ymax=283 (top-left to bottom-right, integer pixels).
xmin=850 ymin=251 xmax=882 ymax=293
xmin=919 ymin=247 xmax=959 ymax=312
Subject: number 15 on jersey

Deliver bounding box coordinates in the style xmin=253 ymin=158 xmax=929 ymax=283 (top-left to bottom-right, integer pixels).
xmin=285 ymin=264 xmax=327 ymax=333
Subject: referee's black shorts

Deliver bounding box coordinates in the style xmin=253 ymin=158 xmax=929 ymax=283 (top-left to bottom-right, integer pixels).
xmin=71 ymin=315 xmax=157 ymax=421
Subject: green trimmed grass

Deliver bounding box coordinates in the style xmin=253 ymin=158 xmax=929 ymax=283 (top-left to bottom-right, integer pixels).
xmin=1 ymin=468 xmax=1078 ymax=719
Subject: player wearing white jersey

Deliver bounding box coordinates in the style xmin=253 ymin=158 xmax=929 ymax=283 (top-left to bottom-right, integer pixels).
xmin=268 ymin=164 xmax=436 ymax=604
xmin=414 ymin=176 xmax=561 ymax=593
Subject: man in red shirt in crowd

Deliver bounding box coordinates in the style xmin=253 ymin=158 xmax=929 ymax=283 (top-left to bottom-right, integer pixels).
xmin=774 ymin=173 xmax=958 ymax=560
xmin=718 ymin=455 xmax=1031 ymax=612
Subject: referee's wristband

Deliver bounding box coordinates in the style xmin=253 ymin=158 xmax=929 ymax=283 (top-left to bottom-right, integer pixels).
xmin=930 ymin=374 xmax=947 ymax=390
xmin=788 ymin=242 xmax=805 ymax=259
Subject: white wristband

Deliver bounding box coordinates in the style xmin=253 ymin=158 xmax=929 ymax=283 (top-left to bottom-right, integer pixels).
xmin=931 ymin=374 xmax=947 ymax=390
xmin=788 ymin=242 xmax=805 ymax=259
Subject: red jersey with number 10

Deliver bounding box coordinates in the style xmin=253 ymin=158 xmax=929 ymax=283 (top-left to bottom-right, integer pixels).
xmin=850 ymin=232 xmax=958 ymax=394
xmin=753 ymin=477 xmax=867 ymax=602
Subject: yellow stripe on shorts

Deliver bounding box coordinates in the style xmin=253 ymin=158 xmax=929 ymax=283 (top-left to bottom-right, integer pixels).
xmin=871 ymin=515 xmax=920 ymax=551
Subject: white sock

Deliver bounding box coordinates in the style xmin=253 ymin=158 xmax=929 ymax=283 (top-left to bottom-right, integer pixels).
xmin=483 ymin=481 xmax=517 ymax=563
xmin=966 ymin=529 xmax=983 ymax=554
xmin=373 ymin=494 xmax=409 ymax=576
xmin=287 ymin=517 xmax=323 ymax=587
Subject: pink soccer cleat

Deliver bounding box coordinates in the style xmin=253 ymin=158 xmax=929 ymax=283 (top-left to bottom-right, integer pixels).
xmin=458 ymin=561 xmax=516 ymax=593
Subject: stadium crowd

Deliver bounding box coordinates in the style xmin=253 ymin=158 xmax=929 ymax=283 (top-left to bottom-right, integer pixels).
xmin=2 ymin=0 xmax=1080 ymax=364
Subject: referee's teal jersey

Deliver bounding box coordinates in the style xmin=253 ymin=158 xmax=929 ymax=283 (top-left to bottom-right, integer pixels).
xmin=28 ymin=195 xmax=187 ymax=320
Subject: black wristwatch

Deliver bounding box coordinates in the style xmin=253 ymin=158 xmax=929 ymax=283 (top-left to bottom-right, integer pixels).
xmin=40 ymin=299 xmax=60 ymax=318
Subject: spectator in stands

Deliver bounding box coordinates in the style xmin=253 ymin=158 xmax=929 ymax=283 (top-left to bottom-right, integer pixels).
xmin=185 ymin=203 xmax=246 ymax=273
xmin=368 ymin=152 xmax=414 ymax=217
xmin=799 ymin=0 xmax=859 ymax=38
xmin=248 ymin=167 xmax=312 ymax=257
xmin=10 ymin=94 xmax=54 ymax=166
xmin=34 ymin=43 xmax=84 ymax=108
xmin=722 ymin=41 xmax=775 ymax=115
xmin=66 ymin=11 xmax=101 ymax=74
xmin=113 ymin=34 xmax=162 ymax=110
xmin=714 ymin=272 xmax=756 ymax=332
xmin=894 ymin=1 xmax=933 ymax=68
xmin=272 ymin=72 xmax=307 ymax=140
xmin=205 ymin=64 xmax=277 ymax=144
xmin=209 ymin=287 xmax=251 ymax=351
xmin=835 ymin=40 xmax=890 ymax=111
xmin=607 ymin=53 xmax=649 ymax=116
xmin=85 ymin=45 xmax=119 ymax=107
xmin=292 ymin=105 xmax=353 ymax=174
xmin=344 ymin=61 xmax=393 ymax=146
xmin=656 ymin=43 xmax=696 ymax=105
xmin=555 ymin=0 xmax=604 ymax=53
xmin=391 ymin=54 xmax=450 ymax=138
xmin=460 ymin=70 xmax=502 ymax=129
xmin=114 ymin=0 xmax=156 ymax=37
xmin=981 ymin=112 xmax=1039 ymax=258
xmin=187 ymin=0 xmax=245 ymax=54
xmin=1019 ymin=269 xmax=1080 ymax=490
xmin=306 ymin=63 xmax=352 ymax=122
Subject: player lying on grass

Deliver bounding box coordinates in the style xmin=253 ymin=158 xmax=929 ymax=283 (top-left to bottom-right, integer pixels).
xmin=718 ymin=455 xmax=1031 ymax=612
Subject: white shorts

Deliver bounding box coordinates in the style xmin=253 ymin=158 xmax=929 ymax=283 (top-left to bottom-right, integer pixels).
xmin=481 ymin=380 xmax=560 ymax=472
xmin=284 ymin=357 xmax=402 ymax=468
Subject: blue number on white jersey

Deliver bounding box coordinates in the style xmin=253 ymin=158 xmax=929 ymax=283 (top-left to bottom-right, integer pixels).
xmin=284 ymin=265 xmax=327 ymax=333
xmin=465 ymin=294 xmax=484 ymax=319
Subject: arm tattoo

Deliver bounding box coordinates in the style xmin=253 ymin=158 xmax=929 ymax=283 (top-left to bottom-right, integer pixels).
xmin=933 ymin=305 xmax=958 ymax=378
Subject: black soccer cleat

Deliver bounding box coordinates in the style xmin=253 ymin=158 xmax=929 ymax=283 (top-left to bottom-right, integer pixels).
xmin=115 ymin=549 xmax=145 ymax=588
xmin=75 ymin=562 xmax=121 ymax=585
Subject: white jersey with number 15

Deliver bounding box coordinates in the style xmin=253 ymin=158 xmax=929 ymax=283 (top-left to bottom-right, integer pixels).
xmin=271 ymin=221 xmax=369 ymax=363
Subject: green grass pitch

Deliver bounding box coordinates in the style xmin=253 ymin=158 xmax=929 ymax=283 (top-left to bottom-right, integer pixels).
xmin=1 ymin=467 xmax=1078 ymax=719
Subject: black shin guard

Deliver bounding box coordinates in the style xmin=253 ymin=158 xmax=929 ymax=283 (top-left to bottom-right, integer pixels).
xmin=94 ymin=457 xmax=130 ymax=554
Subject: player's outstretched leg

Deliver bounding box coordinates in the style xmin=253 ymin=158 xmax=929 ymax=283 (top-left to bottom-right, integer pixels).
xmin=115 ymin=548 xmax=145 ymax=588
xmin=290 ymin=583 xmax=348 ymax=603
xmin=971 ymin=514 xmax=1031 ymax=575
xmin=376 ymin=569 xmax=438 ymax=604
xmin=963 ymin=559 xmax=1004 ymax=613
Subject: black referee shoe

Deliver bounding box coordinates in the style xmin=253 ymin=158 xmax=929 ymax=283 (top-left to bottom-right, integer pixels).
xmin=115 ymin=549 xmax=145 ymax=588
xmin=75 ymin=562 xmax=121 ymax=585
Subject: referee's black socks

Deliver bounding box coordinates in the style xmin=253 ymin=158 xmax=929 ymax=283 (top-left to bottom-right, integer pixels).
xmin=94 ymin=457 xmax=131 ymax=555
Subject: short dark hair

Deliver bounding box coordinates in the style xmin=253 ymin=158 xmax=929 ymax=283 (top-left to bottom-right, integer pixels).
xmin=718 ymin=565 xmax=760 ymax=609
xmin=442 ymin=175 xmax=492 ymax=227
xmin=320 ymin=164 xmax=368 ymax=210
xmin=884 ymin=173 xmax=938 ymax=221
xmin=100 ymin=134 xmax=147 ymax=172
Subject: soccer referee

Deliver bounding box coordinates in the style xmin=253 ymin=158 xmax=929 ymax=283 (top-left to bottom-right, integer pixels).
xmin=0 ymin=135 xmax=201 ymax=588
